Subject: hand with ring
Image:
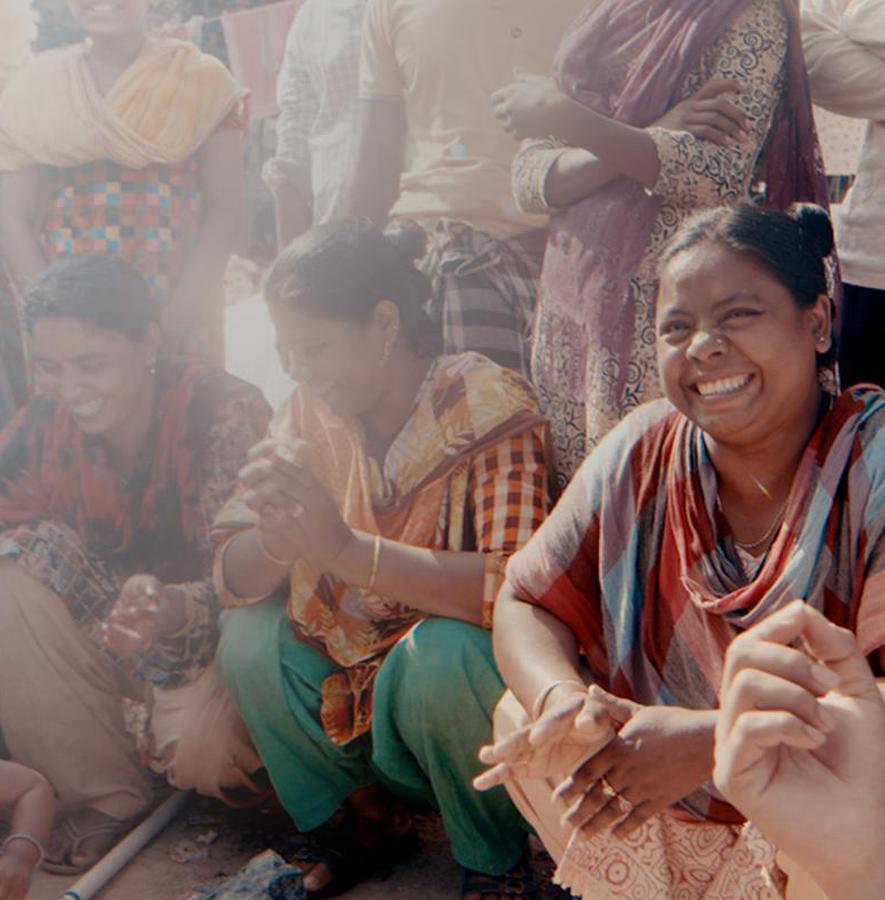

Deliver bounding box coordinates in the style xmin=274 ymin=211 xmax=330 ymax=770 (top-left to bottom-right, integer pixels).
xmin=553 ymin=686 xmax=718 ymax=840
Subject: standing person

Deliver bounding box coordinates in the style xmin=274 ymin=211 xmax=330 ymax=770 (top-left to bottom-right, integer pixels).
xmin=264 ymin=0 xmax=366 ymax=249
xmin=493 ymin=0 xmax=828 ymax=485
xmin=0 ymin=255 xmax=271 ymax=873
xmin=214 ymin=218 xmax=551 ymax=898
xmin=0 ymin=0 xmax=246 ymax=363
xmin=803 ymin=0 xmax=885 ymax=388
xmin=476 ymin=204 xmax=885 ymax=897
xmin=343 ymin=0 xmax=585 ymax=376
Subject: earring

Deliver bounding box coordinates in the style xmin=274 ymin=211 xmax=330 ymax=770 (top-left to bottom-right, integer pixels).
xmin=148 ymin=358 xmax=157 ymax=376
xmin=817 ymin=335 xmax=827 ymax=346
xmin=381 ymin=330 xmax=398 ymax=364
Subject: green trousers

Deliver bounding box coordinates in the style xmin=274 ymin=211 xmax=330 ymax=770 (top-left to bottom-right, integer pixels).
xmin=217 ymin=598 xmax=526 ymax=874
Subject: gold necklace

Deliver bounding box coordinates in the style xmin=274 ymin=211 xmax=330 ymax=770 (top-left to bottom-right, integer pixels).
xmin=716 ymin=495 xmax=788 ymax=552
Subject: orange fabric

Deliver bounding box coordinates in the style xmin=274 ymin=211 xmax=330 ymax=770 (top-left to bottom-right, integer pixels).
xmin=0 ymin=37 xmax=247 ymax=171
xmin=213 ymin=353 xmax=547 ymax=744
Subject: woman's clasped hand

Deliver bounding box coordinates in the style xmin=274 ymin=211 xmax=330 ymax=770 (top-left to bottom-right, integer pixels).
xmin=238 ymin=437 xmax=356 ymax=573
xmin=476 ymin=683 xmax=718 ymax=839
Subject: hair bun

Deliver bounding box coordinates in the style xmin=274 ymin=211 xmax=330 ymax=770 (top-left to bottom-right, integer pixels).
xmin=790 ymin=203 xmax=834 ymax=259
xmin=383 ymin=217 xmax=428 ymax=265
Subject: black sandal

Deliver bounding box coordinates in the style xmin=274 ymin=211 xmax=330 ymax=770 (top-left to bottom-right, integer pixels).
xmin=461 ymin=851 xmax=538 ymax=899
xmin=292 ymin=828 xmax=419 ymax=898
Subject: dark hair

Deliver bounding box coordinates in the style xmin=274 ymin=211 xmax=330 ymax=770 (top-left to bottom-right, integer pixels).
xmin=264 ymin=216 xmax=440 ymax=356
xmin=660 ymin=202 xmax=835 ymax=311
xmin=23 ymin=254 xmax=159 ymax=340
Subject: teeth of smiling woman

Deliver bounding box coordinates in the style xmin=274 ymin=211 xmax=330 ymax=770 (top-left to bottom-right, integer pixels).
xmin=71 ymin=399 xmax=103 ymax=417
xmin=695 ymin=374 xmax=750 ymax=397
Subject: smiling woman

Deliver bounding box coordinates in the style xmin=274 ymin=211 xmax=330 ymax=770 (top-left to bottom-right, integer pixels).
xmin=475 ymin=204 xmax=885 ymax=898
xmin=0 ymin=254 xmax=271 ymax=873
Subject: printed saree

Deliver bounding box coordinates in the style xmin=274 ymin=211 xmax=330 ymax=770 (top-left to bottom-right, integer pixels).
xmin=214 ymin=352 xmax=547 ymax=745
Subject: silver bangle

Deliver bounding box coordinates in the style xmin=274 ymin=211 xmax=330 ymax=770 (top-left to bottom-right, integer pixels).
xmin=1 ymin=832 xmax=45 ymax=865
xmin=531 ymin=679 xmax=586 ymax=721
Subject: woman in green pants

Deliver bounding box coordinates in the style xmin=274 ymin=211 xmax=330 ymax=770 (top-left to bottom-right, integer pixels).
xmin=212 ymin=218 xmax=551 ymax=899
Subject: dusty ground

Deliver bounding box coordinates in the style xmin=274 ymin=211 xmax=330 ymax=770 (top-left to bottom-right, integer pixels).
xmin=28 ymin=798 xmax=564 ymax=899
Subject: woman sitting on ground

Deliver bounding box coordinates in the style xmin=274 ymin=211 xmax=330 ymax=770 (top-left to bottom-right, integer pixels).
xmin=0 ymin=254 xmax=271 ymax=874
xmin=213 ymin=218 xmax=550 ymax=899
xmin=476 ymin=203 xmax=885 ymax=897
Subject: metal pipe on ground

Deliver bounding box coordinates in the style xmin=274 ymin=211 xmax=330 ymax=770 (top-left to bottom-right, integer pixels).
xmin=60 ymin=790 xmax=193 ymax=900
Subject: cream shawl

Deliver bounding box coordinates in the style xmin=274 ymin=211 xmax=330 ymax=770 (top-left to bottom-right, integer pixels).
xmin=0 ymin=37 xmax=247 ymax=171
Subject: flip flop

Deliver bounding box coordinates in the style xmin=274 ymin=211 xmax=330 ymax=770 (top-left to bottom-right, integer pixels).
xmin=42 ymin=811 xmax=137 ymax=875
xmin=461 ymin=850 xmax=538 ymax=899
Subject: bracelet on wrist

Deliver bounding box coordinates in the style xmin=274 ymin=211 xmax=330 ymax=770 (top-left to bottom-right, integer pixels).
xmin=366 ymin=534 xmax=382 ymax=594
xmin=1 ymin=833 xmax=45 ymax=866
xmin=531 ymin=678 xmax=586 ymax=721
xmin=256 ymin=529 xmax=294 ymax=568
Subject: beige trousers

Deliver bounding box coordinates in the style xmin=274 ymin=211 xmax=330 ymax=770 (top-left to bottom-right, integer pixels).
xmin=0 ymin=561 xmax=152 ymax=819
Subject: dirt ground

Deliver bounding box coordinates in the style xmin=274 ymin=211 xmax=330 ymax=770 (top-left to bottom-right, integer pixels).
xmin=28 ymin=798 xmax=565 ymax=899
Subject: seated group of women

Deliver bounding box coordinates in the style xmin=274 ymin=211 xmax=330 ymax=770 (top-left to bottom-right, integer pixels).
xmin=0 ymin=202 xmax=881 ymax=900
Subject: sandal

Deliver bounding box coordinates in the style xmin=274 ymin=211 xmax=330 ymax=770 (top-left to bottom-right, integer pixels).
xmin=461 ymin=851 xmax=538 ymax=899
xmin=291 ymin=827 xmax=419 ymax=898
xmin=42 ymin=809 xmax=138 ymax=875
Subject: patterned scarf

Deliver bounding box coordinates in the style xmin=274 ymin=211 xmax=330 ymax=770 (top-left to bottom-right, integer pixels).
xmin=213 ymin=353 xmax=546 ymax=745
xmin=506 ymin=387 xmax=885 ymax=823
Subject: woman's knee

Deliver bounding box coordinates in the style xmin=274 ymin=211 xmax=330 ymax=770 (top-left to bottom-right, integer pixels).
xmin=216 ymin=604 xmax=277 ymax=685
xmin=381 ymin=618 xmax=500 ymax=710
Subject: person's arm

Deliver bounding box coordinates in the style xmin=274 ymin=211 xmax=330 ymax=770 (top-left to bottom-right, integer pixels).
xmin=342 ymin=97 xmax=406 ymax=224
xmin=222 ymin=428 xmax=547 ymax=626
xmin=0 ymin=761 xmax=53 ymax=900
xmin=802 ymin=1 xmax=885 ymax=119
xmin=0 ymin=167 xmax=47 ymax=289
xmin=103 ymin=388 xmax=272 ymax=685
xmin=510 ymin=79 xmax=749 ymax=211
xmin=714 ymin=602 xmax=885 ymax=900
xmin=341 ymin=0 xmax=406 ymax=223
xmin=643 ymin=1 xmax=788 ymax=206
xmin=263 ymin=10 xmax=318 ymax=248
xmin=163 ymin=125 xmax=244 ymax=358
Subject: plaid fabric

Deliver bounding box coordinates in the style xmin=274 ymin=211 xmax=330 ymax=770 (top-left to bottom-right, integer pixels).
xmin=44 ymin=157 xmax=201 ymax=301
xmin=214 ymin=352 xmax=550 ymax=744
xmin=467 ymin=428 xmax=548 ymax=628
xmin=507 ymin=387 xmax=885 ymax=824
xmin=422 ymin=220 xmax=545 ymax=377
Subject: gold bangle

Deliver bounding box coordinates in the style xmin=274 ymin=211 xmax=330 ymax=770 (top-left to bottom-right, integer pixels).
xmin=366 ymin=534 xmax=382 ymax=594
xmin=256 ymin=529 xmax=293 ymax=568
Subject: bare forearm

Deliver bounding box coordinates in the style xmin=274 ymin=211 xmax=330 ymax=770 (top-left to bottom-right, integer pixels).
xmin=220 ymin=529 xmax=288 ymax=604
xmin=343 ymin=99 xmax=406 ymax=224
xmin=0 ymin=220 xmax=46 ymax=289
xmin=544 ymin=148 xmax=621 ymax=209
xmin=335 ymin=530 xmax=486 ymax=625
xmin=493 ymin=586 xmax=585 ymax=712
xmin=272 ymin=183 xmax=313 ymax=249
xmin=573 ymin=107 xmax=660 ymax=190
xmin=0 ymin=765 xmax=53 ymax=850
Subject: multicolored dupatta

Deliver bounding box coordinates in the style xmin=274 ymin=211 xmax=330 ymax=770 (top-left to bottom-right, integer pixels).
xmin=506 ymin=386 xmax=885 ymax=823
xmin=213 ymin=353 xmax=546 ymax=745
